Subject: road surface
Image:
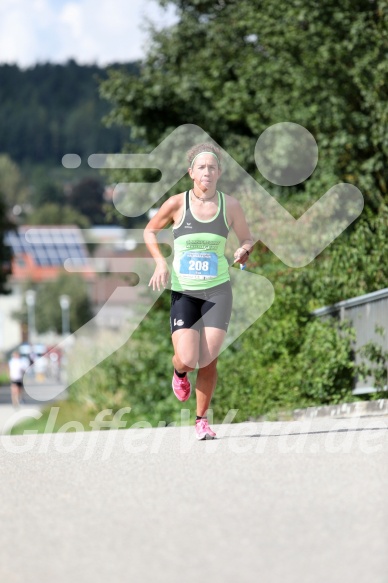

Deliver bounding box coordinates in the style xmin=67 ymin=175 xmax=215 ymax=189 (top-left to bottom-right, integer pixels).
xmin=0 ymin=415 xmax=387 ymax=583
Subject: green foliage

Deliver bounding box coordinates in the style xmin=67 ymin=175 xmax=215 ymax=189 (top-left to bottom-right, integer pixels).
xmin=308 ymin=205 xmax=388 ymax=305
xmin=66 ymin=177 xmax=106 ymax=225
xmin=14 ymin=273 xmax=93 ymax=334
xmin=10 ymin=401 xmax=101 ymax=435
xmin=25 ymin=203 xmax=90 ymax=228
xmin=101 ymin=0 xmax=387 ymax=210
xmin=0 ymin=154 xmax=29 ymax=207
xmin=30 ymin=179 xmax=66 ymax=208
xmin=0 ymin=61 xmax=137 ymax=165
xmin=357 ymin=326 xmax=388 ymax=394
xmin=36 ymin=273 xmax=93 ymax=334
xmin=293 ymin=319 xmax=356 ymax=404
xmin=214 ymin=274 xmax=357 ymax=421
xmin=0 ymin=191 xmax=14 ymax=294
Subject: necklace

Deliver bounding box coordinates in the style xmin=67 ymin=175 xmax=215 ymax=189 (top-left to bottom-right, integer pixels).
xmin=191 ymin=189 xmax=217 ymax=203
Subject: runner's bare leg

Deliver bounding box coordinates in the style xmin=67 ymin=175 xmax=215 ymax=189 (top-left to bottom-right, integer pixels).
xmin=196 ymin=327 xmax=226 ymax=416
xmin=171 ymin=328 xmax=200 ymax=372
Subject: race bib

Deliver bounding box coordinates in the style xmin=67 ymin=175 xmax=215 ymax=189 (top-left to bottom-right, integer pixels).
xmin=179 ymin=251 xmax=218 ymax=279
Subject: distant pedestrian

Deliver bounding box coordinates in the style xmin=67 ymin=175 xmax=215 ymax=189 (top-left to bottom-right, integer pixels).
xmin=8 ymin=351 xmax=27 ymax=407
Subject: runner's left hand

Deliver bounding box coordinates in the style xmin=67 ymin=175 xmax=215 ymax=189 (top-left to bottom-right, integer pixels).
xmin=234 ymin=247 xmax=249 ymax=265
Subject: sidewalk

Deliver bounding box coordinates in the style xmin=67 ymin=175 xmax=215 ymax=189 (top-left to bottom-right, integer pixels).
xmin=293 ymin=399 xmax=388 ymax=420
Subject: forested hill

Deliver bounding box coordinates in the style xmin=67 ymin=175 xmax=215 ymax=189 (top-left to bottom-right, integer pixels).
xmin=0 ymin=60 xmax=138 ymax=165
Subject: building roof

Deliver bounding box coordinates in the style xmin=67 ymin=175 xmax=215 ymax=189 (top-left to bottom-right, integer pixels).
xmin=5 ymin=225 xmax=94 ymax=283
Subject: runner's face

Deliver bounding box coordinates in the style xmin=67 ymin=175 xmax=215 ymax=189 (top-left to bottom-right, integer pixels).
xmin=189 ymin=153 xmax=221 ymax=192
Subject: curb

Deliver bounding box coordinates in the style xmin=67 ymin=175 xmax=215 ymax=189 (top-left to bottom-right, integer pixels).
xmin=293 ymin=399 xmax=388 ymax=420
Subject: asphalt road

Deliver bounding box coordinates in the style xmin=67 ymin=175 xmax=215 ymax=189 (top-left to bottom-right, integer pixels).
xmin=0 ymin=382 xmax=67 ymax=405
xmin=0 ymin=415 xmax=387 ymax=583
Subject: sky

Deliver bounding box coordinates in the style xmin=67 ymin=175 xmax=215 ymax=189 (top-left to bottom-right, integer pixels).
xmin=0 ymin=0 xmax=178 ymax=68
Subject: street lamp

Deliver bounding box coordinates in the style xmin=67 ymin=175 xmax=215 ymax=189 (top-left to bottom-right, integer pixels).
xmin=25 ymin=289 xmax=36 ymax=344
xmin=59 ymin=294 xmax=71 ymax=336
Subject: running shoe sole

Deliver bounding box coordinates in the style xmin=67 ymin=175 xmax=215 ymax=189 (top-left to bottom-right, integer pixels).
xmin=171 ymin=378 xmax=191 ymax=402
xmin=196 ymin=433 xmax=216 ymax=441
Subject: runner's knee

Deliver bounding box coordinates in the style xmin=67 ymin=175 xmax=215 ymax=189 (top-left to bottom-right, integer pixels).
xmin=172 ymin=353 xmax=197 ymax=372
xmin=198 ymin=355 xmax=218 ymax=370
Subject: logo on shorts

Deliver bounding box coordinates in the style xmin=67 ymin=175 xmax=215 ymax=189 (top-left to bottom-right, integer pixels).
xmin=174 ymin=318 xmax=184 ymax=326
xmin=184 ymin=222 xmax=192 ymax=229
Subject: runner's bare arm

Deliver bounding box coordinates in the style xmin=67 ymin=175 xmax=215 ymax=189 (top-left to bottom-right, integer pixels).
xmin=144 ymin=195 xmax=182 ymax=290
xmin=227 ymin=197 xmax=254 ymax=264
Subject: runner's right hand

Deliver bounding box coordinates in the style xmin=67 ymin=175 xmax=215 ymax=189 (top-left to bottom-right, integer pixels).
xmin=149 ymin=260 xmax=170 ymax=291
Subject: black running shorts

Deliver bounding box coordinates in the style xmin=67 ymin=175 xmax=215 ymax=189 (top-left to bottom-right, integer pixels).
xmin=11 ymin=380 xmax=23 ymax=388
xmin=170 ymin=281 xmax=233 ymax=334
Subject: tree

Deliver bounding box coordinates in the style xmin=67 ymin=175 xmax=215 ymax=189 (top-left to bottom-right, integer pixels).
xmin=67 ymin=177 xmax=106 ymax=225
xmin=31 ymin=179 xmax=66 ymax=208
xmin=0 ymin=62 xmax=135 ymax=164
xmin=25 ymin=203 xmax=90 ymax=228
xmin=0 ymin=154 xmax=28 ymax=208
xmin=0 ymin=191 xmax=14 ymax=294
xmin=36 ymin=273 xmax=93 ymax=335
xmin=101 ymin=0 xmax=387 ymax=210
xmin=17 ymin=273 xmax=94 ymax=335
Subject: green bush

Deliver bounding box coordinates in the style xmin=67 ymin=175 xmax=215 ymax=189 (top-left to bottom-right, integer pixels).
xmin=357 ymin=326 xmax=388 ymax=397
xmin=293 ymin=319 xmax=356 ymax=405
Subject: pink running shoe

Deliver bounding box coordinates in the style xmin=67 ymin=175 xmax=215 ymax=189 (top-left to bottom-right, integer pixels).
xmin=172 ymin=371 xmax=191 ymax=402
xmin=195 ymin=418 xmax=217 ymax=440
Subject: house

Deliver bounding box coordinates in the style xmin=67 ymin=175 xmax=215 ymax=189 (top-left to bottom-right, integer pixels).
xmin=5 ymin=225 xmax=94 ymax=285
xmin=0 ymin=225 xmax=156 ymax=353
xmin=1 ymin=225 xmax=94 ymax=352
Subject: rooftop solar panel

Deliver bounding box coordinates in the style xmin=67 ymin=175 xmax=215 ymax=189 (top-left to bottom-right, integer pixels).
xmin=5 ymin=227 xmax=90 ymax=268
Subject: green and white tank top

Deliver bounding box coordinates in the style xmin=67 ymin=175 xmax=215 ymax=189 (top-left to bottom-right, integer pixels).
xmin=171 ymin=190 xmax=230 ymax=291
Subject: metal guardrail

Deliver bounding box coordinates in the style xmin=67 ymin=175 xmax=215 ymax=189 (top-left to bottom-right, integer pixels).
xmin=312 ymin=288 xmax=388 ymax=394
